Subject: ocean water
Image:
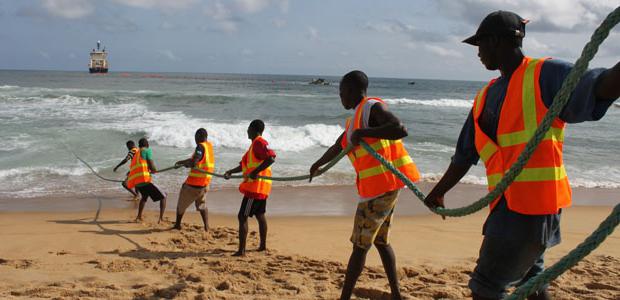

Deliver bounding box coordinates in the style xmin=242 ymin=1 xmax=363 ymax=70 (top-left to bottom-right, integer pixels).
xmin=1 ymin=70 xmax=619 ymax=201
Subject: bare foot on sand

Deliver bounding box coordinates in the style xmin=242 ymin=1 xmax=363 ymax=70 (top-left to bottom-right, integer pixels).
xmin=232 ymin=250 xmax=245 ymax=257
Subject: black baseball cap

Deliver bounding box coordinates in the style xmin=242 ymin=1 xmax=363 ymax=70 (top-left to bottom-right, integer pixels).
xmin=463 ymin=10 xmax=528 ymax=46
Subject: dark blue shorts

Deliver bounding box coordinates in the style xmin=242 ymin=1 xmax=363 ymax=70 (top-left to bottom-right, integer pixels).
xmin=468 ymin=235 xmax=548 ymax=299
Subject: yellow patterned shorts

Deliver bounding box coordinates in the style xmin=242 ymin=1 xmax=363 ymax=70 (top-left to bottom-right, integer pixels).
xmin=350 ymin=189 xmax=400 ymax=250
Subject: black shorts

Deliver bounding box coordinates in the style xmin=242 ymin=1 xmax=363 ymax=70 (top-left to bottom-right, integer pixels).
xmin=136 ymin=183 xmax=166 ymax=202
xmin=238 ymin=197 xmax=267 ymax=218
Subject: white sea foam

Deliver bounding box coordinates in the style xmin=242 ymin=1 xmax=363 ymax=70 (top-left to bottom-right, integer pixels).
xmin=99 ymin=110 xmax=345 ymax=151
xmin=383 ymin=98 xmax=473 ymax=108
xmin=0 ymin=134 xmax=34 ymax=151
xmin=410 ymin=142 xmax=454 ymax=153
xmin=0 ymin=85 xmax=19 ymax=90
xmin=422 ymin=173 xmax=488 ymax=185
xmin=0 ymin=166 xmax=91 ymax=179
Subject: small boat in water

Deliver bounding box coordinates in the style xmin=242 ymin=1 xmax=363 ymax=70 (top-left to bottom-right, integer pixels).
xmin=309 ymin=78 xmax=330 ymax=85
xmin=89 ymin=41 xmax=108 ymax=73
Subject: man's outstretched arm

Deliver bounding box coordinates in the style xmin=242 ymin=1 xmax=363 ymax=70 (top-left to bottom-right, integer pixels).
xmin=309 ymin=133 xmax=344 ymax=181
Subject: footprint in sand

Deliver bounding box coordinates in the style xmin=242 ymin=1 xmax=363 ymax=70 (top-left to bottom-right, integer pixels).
xmin=0 ymin=258 xmax=35 ymax=269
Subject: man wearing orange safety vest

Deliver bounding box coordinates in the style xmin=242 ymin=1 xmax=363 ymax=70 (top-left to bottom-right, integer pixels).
xmin=310 ymin=70 xmax=421 ymax=300
xmin=424 ymin=11 xmax=620 ymax=300
xmin=224 ymin=119 xmax=276 ymax=257
xmin=173 ymin=128 xmax=214 ymax=232
xmin=126 ymin=137 xmax=167 ymax=223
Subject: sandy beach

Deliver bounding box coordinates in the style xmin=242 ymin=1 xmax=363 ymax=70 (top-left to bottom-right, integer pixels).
xmin=0 ymin=184 xmax=618 ymax=299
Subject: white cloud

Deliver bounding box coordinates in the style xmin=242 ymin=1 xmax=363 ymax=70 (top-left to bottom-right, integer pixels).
xmin=233 ymin=0 xmax=289 ymax=14
xmin=364 ymin=21 xmax=414 ymax=34
xmin=203 ymin=0 xmax=289 ymax=33
xmin=159 ymin=21 xmax=177 ymax=30
xmin=204 ymin=1 xmax=239 ymax=33
xmin=424 ymin=45 xmax=463 ymax=58
xmin=364 ymin=20 xmax=450 ymax=43
xmin=41 ymin=0 xmax=94 ymax=19
xmin=272 ymin=18 xmax=287 ymax=28
xmin=307 ymin=26 xmax=319 ymax=41
xmin=525 ymin=37 xmax=551 ymax=53
xmin=436 ymin=0 xmax=618 ymax=33
xmin=241 ymin=48 xmax=254 ymax=56
xmin=158 ymin=49 xmax=180 ymax=61
xmin=110 ymin=0 xmax=198 ymax=10
xmin=39 ymin=51 xmax=51 ymax=59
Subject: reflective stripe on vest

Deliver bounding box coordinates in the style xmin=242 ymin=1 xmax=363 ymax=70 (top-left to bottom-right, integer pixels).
xmin=341 ymin=97 xmax=421 ymax=198
xmin=239 ymin=136 xmax=272 ymax=196
xmin=185 ymin=142 xmax=215 ymax=187
xmin=126 ymin=147 xmax=151 ymax=188
xmin=472 ymin=56 xmax=571 ymax=215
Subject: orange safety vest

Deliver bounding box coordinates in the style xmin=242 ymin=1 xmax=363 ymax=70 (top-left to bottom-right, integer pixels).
xmin=473 ymin=56 xmax=571 ymax=215
xmin=239 ymin=136 xmax=272 ymax=196
xmin=184 ymin=142 xmax=215 ymax=187
xmin=341 ymin=97 xmax=421 ymax=198
xmin=127 ymin=147 xmax=151 ymax=189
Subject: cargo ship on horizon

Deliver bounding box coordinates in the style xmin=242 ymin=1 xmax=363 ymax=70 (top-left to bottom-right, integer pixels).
xmin=88 ymin=41 xmax=108 ymax=73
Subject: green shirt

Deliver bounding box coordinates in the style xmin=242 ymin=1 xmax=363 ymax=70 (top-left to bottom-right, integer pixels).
xmin=141 ymin=148 xmax=153 ymax=161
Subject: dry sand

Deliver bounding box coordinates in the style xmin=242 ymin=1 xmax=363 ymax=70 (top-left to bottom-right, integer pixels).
xmin=0 ymin=186 xmax=618 ymax=299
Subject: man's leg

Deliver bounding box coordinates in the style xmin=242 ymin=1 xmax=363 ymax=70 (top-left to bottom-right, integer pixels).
xmin=342 ymin=191 xmax=399 ymax=300
xmin=340 ymin=245 xmax=369 ymax=300
xmin=197 ymin=188 xmax=208 ymax=232
xmin=469 ymin=236 xmax=546 ymax=299
xmin=256 ymin=213 xmax=267 ymax=251
xmin=375 ymin=244 xmax=401 ymax=300
xmin=233 ymin=197 xmax=251 ymax=256
xmin=174 ymin=185 xmax=193 ymax=230
xmin=234 ymin=213 xmax=248 ymax=256
xmin=158 ymin=196 xmax=166 ymax=224
xmin=122 ymin=180 xmax=138 ymax=197
xmin=136 ymin=193 xmax=147 ymax=222
xmin=373 ymin=193 xmax=401 ymax=300
xmin=197 ymin=202 xmax=209 ymax=232
xmin=173 ymin=213 xmax=184 ymax=230
xmin=521 ymin=255 xmax=551 ymax=300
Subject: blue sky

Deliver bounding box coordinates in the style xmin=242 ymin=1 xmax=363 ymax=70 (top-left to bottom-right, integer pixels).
xmin=0 ymin=0 xmax=618 ymax=80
